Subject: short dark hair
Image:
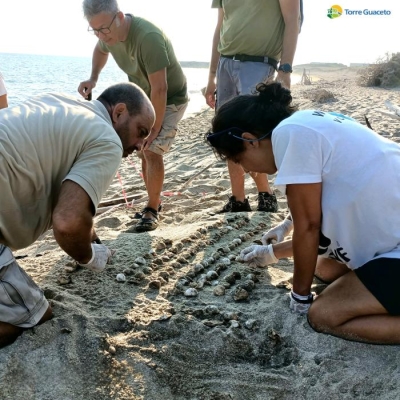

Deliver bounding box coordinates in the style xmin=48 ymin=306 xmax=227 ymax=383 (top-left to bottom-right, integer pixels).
xmin=206 ymin=82 xmax=298 ymax=160
xmin=97 ymin=82 xmax=147 ymax=117
xmin=83 ymin=0 xmax=119 ymax=20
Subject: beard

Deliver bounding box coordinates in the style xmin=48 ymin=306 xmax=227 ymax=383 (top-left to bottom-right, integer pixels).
xmin=117 ymin=120 xmax=137 ymax=158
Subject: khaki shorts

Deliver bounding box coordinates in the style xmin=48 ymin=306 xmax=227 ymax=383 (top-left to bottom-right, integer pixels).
xmin=145 ymin=102 xmax=188 ymax=156
xmin=0 ymin=245 xmax=49 ymax=328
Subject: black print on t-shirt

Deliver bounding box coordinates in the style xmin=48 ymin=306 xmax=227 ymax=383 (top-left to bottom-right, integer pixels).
xmin=318 ymin=231 xmax=351 ymax=263
xmin=318 ymin=230 xmax=331 ymax=255
xmin=330 ymin=247 xmax=350 ymax=263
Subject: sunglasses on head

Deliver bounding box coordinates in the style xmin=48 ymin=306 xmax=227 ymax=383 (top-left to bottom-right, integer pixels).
xmin=206 ymin=127 xmax=271 ymax=146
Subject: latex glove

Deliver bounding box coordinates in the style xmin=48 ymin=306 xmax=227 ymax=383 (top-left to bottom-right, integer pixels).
xmin=78 ymin=243 xmax=115 ymax=272
xmin=289 ymin=290 xmax=314 ymax=315
xmin=262 ymin=218 xmax=293 ymax=245
xmin=240 ymin=244 xmax=278 ymax=267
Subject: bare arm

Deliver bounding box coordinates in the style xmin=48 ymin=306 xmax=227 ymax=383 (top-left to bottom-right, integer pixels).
xmin=78 ymin=43 xmax=109 ymax=98
xmin=271 ymin=239 xmax=294 ymax=258
xmin=286 ymin=183 xmax=322 ymax=295
xmin=143 ymin=68 xmax=167 ymax=149
xmin=277 ymin=0 xmax=300 ymax=88
xmin=52 ymin=180 xmax=95 ymax=263
xmin=205 ymin=8 xmax=223 ymax=109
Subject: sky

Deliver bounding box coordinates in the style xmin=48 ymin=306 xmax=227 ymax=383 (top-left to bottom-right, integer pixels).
xmin=0 ymin=0 xmax=399 ymax=66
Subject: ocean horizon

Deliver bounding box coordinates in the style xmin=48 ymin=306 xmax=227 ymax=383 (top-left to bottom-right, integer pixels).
xmin=0 ymin=52 xmax=210 ymax=118
xmin=1 ymin=52 xmax=303 ymax=118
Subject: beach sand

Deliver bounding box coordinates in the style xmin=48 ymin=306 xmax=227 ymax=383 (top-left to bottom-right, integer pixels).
xmin=2 ymin=68 xmax=400 ymax=400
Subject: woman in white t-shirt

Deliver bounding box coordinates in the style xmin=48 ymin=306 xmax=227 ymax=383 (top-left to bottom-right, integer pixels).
xmin=0 ymin=72 xmax=8 ymax=109
xmin=206 ymin=82 xmax=400 ymax=344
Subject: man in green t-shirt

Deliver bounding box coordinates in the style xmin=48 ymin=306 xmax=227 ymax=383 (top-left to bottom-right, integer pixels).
xmin=78 ymin=0 xmax=189 ymax=233
xmin=0 ymin=82 xmax=155 ymax=347
xmin=204 ymin=0 xmax=300 ymax=214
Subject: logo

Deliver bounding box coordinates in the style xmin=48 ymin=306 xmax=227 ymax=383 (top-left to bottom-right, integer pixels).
xmin=327 ymin=5 xmax=343 ymax=18
xmin=328 ymin=5 xmax=392 ymax=18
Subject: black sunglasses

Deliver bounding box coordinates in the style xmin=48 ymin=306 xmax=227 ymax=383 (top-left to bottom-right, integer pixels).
xmin=206 ymin=127 xmax=271 ymax=146
xmin=88 ymin=13 xmax=118 ymax=35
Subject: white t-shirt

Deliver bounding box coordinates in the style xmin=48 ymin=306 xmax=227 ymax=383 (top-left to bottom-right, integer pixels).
xmin=0 ymin=72 xmax=7 ymax=96
xmin=0 ymin=93 xmax=123 ymax=250
xmin=273 ymin=110 xmax=400 ymax=269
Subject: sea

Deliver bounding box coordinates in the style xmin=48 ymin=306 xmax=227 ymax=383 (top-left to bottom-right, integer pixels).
xmin=0 ymin=52 xmax=210 ymax=119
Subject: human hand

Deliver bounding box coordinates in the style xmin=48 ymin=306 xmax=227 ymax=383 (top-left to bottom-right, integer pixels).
xmin=239 ymin=244 xmax=278 ymax=267
xmin=261 ymin=218 xmax=293 ymax=245
xmin=142 ymin=129 xmax=160 ymax=151
xmin=289 ymin=290 xmax=314 ymax=314
xmin=77 ymin=79 xmax=97 ymax=99
xmin=204 ymin=81 xmax=216 ymax=109
xmin=78 ymin=243 xmax=115 ymax=272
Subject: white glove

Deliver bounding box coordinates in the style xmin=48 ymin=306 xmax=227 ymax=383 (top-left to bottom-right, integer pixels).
xmin=78 ymin=243 xmax=115 ymax=272
xmin=239 ymin=244 xmax=278 ymax=267
xmin=289 ymin=290 xmax=314 ymax=314
xmin=261 ymin=218 xmax=293 ymax=245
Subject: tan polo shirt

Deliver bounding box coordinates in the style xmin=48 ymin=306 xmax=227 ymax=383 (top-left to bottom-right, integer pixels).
xmin=0 ymin=93 xmax=122 ymax=250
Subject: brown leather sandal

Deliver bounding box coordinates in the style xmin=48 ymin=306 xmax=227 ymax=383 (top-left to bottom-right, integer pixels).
xmin=133 ymin=203 xmax=162 ymax=219
xmin=135 ymin=207 xmax=159 ymax=232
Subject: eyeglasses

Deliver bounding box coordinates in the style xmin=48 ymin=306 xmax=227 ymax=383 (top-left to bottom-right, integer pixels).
xmin=206 ymin=127 xmax=271 ymax=146
xmin=88 ymin=13 xmax=118 ymax=36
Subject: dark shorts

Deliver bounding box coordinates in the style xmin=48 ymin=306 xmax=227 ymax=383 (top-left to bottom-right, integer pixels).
xmin=355 ymin=257 xmax=400 ymax=315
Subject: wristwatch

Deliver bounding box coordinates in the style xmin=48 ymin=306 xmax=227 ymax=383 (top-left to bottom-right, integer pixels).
xmin=278 ymin=63 xmax=293 ymax=73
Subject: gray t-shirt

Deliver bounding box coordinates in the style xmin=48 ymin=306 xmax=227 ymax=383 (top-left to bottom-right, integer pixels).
xmin=0 ymin=93 xmax=122 ymax=250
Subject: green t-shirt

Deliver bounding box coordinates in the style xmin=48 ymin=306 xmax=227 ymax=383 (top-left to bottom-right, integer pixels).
xmin=212 ymin=0 xmax=285 ymax=60
xmin=99 ymin=15 xmax=188 ymax=106
xmin=0 ymin=93 xmax=122 ymax=250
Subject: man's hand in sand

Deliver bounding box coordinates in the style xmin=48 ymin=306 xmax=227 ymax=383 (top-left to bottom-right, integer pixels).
xmin=142 ymin=129 xmax=160 ymax=151
xmin=79 ymin=243 xmax=115 ymax=272
xmin=240 ymin=244 xmax=278 ymax=267
xmin=77 ymin=79 xmax=97 ymax=99
xmin=262 ymin=218 xmax=293 ymax=245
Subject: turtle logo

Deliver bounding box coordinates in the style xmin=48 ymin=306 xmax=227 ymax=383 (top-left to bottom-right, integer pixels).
xmin=327 ymin=5 xmax=343 ymax=18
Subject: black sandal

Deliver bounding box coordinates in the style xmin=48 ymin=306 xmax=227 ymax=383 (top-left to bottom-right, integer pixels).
xmin=133 ymin=203 xmax=162 ymax=219
xmin=135 ymin=207 xmax=159 ymax=232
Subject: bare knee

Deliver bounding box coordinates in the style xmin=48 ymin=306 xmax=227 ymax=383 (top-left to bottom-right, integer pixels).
xmin=315 ymin=258 xmax=349 ymax=283
xmin=38 ymin=305 xmax=53 ymax=324
xmin=143 ymin=149 xmax=162 ymax=161
xmin=0 ymin=322 xmax=24 ymax=348
xmin=308 ymin=298 xmax=338 ymax=334
xmin=0 ymin=305 xmax=52 ymax=348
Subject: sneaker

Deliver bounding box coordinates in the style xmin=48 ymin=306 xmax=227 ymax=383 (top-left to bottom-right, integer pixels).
xmin=257 ymin=192 xmax=278 ymax=212
xmin=218 ymin=196 xmax=252 ymax=213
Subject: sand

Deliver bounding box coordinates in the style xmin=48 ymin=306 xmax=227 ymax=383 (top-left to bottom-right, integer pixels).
xmin=1 ymin=68 xmax=400 ymax=400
